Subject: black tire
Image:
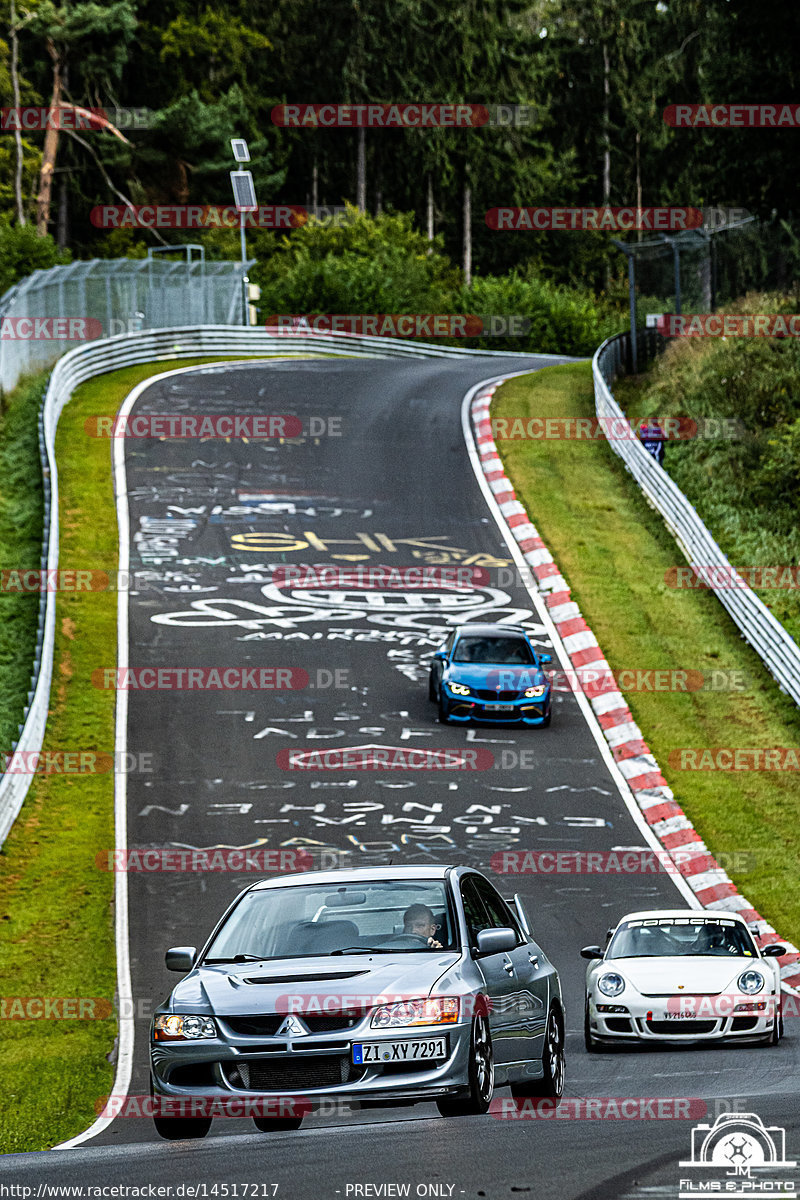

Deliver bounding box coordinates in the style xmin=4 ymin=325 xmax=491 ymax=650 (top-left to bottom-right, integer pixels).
xmin=438 ymin=694 xmax=451 ymax=724
xmin=428 ymin=671 xmax=438 ymax=702
xmin=150 ymin=1078 xmax=212 ymax=1141
xmin=511 ymin=1007 xmax=565 ymax=1099
xmin=153 ymin=1114 xmax=212 ymax=1140
xmin=584 ymin=1000 xmax=601 ymax=1053
xmin=766 ymin=1003 xmax=783 ymax=1046
xmin=253 ymin=1115 xmax=304 ymax=1132
xmin=436 ymin=1012 xmax=494 ymax=1117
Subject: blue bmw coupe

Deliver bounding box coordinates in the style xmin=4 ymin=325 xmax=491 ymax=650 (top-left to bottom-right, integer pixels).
xmin=428 ymin=623 xmax=553 ymax=726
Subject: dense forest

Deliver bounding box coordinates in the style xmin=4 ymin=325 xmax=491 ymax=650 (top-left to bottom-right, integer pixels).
xmin=2 ymin=0 xmax=799 ymax=296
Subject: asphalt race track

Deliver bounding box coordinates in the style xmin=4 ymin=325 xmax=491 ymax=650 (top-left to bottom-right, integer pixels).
xmin=3 ymin=355 xmax=798 ymax=1197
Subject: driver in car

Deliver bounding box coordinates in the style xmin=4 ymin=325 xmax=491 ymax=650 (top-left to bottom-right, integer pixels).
xmin=403 ymin=903 xmax=443 ymax=949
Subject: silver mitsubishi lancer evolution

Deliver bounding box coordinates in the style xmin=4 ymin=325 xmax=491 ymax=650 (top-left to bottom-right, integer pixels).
xmin=150 ymin=865 xmax=565 ymax=1139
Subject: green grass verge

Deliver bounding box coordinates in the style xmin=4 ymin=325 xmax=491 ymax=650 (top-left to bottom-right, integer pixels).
xmin=493 ymin=362 xmax=800 ymax=945
xmin=0 ymin=373 xmax=48 ymax=757
xmin=0 ymin=355 xmax=256 ymax=1154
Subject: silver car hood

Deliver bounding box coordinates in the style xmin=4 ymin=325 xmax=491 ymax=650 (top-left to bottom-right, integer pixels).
xmin=168 ymin=952 xmax=462 ymax=1014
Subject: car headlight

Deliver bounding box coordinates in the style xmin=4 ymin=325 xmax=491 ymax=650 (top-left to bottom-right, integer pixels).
xmin=449 ymin=683 xmax=472 ymax=696
xmin=524 ymin=685 xmax=547 ymax=698
xmin=597 ymin=972 xmax=625 ymax=997
xmin=371 ymin=997 xmax=459 ymax=1028
xmin=737 ymin=970 xmax=765 ymax=995
xmin=154 ymin=1014 xmax=217 ymax=1040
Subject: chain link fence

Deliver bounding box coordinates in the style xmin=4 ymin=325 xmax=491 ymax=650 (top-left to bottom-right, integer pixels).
xmin=628 ymin=217 xmax=800 ymax=325
xmin=0 ymin=256 xmax=252 ymax=396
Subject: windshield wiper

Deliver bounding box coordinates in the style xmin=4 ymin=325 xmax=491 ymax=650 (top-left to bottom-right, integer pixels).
xmin=203 ymin=954 xmax=264 ymax=964
xmin=329 ymin=946 xmax=390 ymax=956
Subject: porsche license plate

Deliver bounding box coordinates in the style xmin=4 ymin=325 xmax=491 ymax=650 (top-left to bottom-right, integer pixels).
xmin=352 ymin=1038 xmax=447 ymax=1064
xmin=485 ymin=703 xmax=514 ymax=712
xmin=662 ymin=1010 xmax=697 ymax=1020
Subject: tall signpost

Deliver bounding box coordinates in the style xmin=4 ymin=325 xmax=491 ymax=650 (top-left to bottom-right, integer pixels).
xmin=230 ymin=139 xmax=256 ymax=326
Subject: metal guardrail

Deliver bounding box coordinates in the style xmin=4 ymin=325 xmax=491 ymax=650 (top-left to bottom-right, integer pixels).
xmin=593 ymin=330 xmax=800 ymax=708
xmin=0 ymin=324 xmax=538 ymax=848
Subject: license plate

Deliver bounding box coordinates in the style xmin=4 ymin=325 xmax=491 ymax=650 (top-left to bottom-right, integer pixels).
xmin=352 ymin=1038 xmax=447 ymax=1064
xmin=485 ymin=703 xmax=514 ymax=712
xmin=662 ymin=1010 xmax=697 ymax=1020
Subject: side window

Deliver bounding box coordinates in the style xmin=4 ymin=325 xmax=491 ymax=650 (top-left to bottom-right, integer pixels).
xmin=460 ymin=878 xmax=491 ymax=945
xmin=443 ymin=631 xmax=456 ymax=656
xmin=474 ymin=878 xmax=523 ymax=943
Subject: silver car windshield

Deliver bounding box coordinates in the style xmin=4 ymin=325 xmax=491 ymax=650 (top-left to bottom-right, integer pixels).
xmin=203 ymin=880 xmax=459 ymax=961
xmin=608 ymin=919 xmax=758 ymax=959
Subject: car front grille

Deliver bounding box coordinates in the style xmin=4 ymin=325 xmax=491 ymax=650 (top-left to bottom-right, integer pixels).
xmin=476 ymin=689 xmax=520 ymax=701
xmin=227 ymin=1056 xmax=356 ymax=1091
xmin=223 ymin=1014 xmax=359 ymax=1036
xmin=646 ymin=1020 xmax=717 ymax=1036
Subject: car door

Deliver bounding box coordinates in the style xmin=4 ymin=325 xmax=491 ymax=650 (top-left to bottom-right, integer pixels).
xmin=473 ymin=877 xmax=548 ymax=1065
xmin=459 ymin=875 xmax=522 ymax=1067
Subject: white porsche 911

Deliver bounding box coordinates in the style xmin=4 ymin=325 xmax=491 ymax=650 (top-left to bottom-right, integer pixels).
xmin=582 ymin=909 xmax=787 ymax=1050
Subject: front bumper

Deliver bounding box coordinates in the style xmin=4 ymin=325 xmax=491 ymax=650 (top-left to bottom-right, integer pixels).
xmin=442 ymin=687 xmax=551 ymax=725
xmin=150 ymin=1019 xmax=474 ymax=1105
xmin=587 ymin=992 xmax=778 ymax=1044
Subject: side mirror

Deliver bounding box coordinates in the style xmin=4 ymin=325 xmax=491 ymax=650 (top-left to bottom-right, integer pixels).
xmin=580 ymin=945 xmax=604 ymax=960
xmin=762 ymin=945 xmax=787 ymax=957
xmin=434 ymin=649 xmax=448 ymax=661
xmin=165 ymin=946 xmax=196 ymax=972
xmin=539 ymin=653 xmax=552 ymax=664
xmin=476 ymin=927 xmax=517 ymax=956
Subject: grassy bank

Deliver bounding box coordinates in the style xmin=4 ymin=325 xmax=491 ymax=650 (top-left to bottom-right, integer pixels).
xmin=493 ymin=362 xmax=800 ymax=944
xmin=0 ymin=373 xmax=47 ymax=758
xmin=614 ymin=298 xmax=800 ymax=646
xmin=0 ymin=356 xmax=242 ymax=1153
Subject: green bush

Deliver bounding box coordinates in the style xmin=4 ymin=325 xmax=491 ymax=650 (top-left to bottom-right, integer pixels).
xmin=253 ymin=206 xmax=624 ymax=356
xmin=0 ymin=224 xmax=71 ymax=297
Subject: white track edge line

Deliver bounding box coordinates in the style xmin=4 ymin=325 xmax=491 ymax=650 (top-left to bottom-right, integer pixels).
xmin=51 ymin=358 xmax=295 ymax=1148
